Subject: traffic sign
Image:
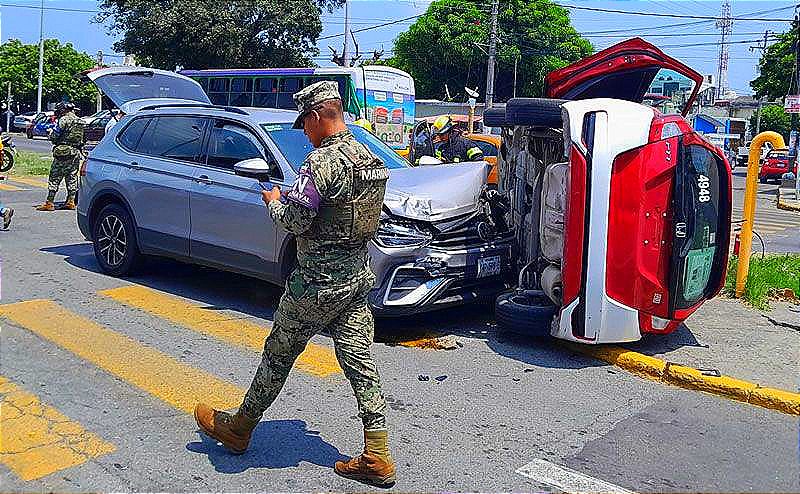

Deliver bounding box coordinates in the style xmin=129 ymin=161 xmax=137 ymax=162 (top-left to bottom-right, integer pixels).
xmin=784 ymin=95 xmax=800 ymax=113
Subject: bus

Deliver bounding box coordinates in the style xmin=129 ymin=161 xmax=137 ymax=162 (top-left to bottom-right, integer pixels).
xmin=180 ymin=66 xmax=415 ymax=150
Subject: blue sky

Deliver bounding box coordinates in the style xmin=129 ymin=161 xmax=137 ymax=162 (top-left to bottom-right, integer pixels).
xmin=0 ymin=0 xmax=793 ymax=95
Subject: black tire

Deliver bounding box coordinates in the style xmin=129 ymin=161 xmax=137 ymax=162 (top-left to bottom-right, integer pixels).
xmin=505 ymin=98 xmax=567 ymax=128
xmin=92 ymin=203 xmax=141 ymax=276
xmin=483 ymin=107 xmax=508 ymax=127
xmin=0 ymin=150 xmax=13 ymax=172
xmin=495 ymin=291 xmax=557 ymax=336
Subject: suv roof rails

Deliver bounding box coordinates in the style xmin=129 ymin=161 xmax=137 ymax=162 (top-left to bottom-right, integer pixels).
xmin=137 ymin=103 xmax=249 ymax=115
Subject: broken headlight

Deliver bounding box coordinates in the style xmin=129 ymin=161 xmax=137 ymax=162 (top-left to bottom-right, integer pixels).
xmin=375 ymin=220 xmax=433 ymax=248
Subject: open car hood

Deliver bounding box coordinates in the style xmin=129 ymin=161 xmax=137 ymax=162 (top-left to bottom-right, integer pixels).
xmin=79 ymin=67 xmax=210 ymax=110
xmin=544 ymin=38 xmax=702 ymax=116
xmin=384 ymin=162 xmax=489 ymax=221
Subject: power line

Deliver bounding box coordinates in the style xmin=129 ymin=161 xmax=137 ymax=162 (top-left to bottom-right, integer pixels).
xmin=555 ymin=3 xmax=794 ymax=22
xmin=0 ymin=2 xmax=96 ymax=13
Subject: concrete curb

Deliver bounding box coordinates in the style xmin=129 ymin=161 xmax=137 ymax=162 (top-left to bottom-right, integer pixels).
xmin=776 ymin=188 xmax=800 ymax=212
xmin=563 ymin=342 xmax=800 ymax=416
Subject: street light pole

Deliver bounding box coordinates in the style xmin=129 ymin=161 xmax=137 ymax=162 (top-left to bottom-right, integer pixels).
xmin=36 ymin=0 xmax=44 ymax=113
xmin=484 ymin=0 xmax=499 ymax=109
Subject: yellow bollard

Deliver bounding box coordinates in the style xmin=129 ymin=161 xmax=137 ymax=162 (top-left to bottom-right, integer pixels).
xmin=735 ymin=131 xmax=786 ymax=297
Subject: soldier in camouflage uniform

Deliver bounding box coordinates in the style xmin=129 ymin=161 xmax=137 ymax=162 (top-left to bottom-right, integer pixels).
xmin=36 ymin=102 xmax=84 ymax=211
xmin=195 ymin=81 xmax=396 ymax=487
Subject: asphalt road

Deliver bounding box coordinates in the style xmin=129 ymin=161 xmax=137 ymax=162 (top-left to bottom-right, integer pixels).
xmin=1 ymin=185 xmax=798 ymax=492
xmin=5 ymin=132 xmax=53 ymax=155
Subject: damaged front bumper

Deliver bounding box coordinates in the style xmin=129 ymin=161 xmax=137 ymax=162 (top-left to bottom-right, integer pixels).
xmin=367 ymin=235 xmax=515 ymax=317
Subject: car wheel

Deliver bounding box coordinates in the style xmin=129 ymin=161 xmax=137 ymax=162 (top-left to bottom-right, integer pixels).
xmin=0 ymin=150 xmax=14 ymax=172
xmin=483 ymin=107 xmax=508 ymax=127
xmin=495 ymin=291 xmax=557 ymax=336
xmin=92 ymin=203 xmax=141 ymax=276
xmin=505 ymin=98 xmax=566 ymax=127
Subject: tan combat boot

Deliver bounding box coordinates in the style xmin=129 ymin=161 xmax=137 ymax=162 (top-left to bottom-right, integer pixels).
xmin=335 ymin=429 xmax=396 ymax=487
xmin=36 ymin=201 xmax=55 ymax=211
xmin=62 ymin=199 xmax=76 ymax=210
xmin=194 ymin=403 xmax=259 ymax=455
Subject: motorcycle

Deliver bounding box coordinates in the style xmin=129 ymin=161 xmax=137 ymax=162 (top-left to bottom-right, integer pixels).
xmin=1 ymin=133 xmax=16 ymax=172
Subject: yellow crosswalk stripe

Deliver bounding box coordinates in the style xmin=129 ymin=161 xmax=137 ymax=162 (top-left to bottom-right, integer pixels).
xmin=7 ymin=176 xmax=47 ymax=188
xmin=99 ymin=286 xmax=342 ymax=378
xmin=0 ymin=183 xmax=23 ymax=191
xmin=0 ymin=375 xmax=115 ymax=481
xmin=0 ymin=300 xmax=243 ymax=414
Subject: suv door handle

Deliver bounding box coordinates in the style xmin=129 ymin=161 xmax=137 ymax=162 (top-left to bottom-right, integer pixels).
xmin=196 ymin=175 xmax=212 ymax=184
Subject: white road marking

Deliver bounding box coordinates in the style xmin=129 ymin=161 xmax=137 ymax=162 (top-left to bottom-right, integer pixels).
xmin=516 ymin=458 xmax=634 ymax=494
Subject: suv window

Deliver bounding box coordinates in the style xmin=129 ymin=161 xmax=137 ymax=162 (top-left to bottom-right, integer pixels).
xmin=205 ymin=120 xmax=280 ymax=177
xmin=137 ymin=116 xmax=206 ymax=162
xmin=117 ymin=117 xmax=151 ymax=151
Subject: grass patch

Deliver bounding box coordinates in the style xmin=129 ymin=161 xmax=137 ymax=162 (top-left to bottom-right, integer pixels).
xmin=724 ymin=254 xmax=800 ymax=309
xmin=12 ymin=150 xmax=51 ymax=176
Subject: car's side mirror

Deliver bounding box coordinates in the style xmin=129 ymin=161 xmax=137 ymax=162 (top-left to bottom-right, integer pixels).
xmin=234 ymin=158 xmax=271 ymax=182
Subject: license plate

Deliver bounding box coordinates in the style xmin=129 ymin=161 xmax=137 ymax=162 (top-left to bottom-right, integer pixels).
xmin=477 ymin=255 xmax=501 ymax=278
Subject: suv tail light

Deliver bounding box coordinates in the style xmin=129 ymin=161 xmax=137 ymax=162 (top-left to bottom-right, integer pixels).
xmin=80 ymin=159 xmax=89 ymax=177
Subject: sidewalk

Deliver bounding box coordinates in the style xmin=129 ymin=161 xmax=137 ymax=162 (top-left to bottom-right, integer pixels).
xmin=622 ymin=297 xmax=799 ymax=393
xmin=777 ymin=179 xmax=800 ymax=212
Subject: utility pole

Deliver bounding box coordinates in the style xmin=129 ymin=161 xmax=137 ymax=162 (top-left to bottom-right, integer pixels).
xmin=342 ymin=0 xmax=351 ymax=68
xmin=750 ymin=31 xmax=772 ymax=134
xmin=512 ymin=55 xmax=518 ymax=98
xmin=36 ymin=0 xmax=44 ymax=113
xmin=96 ymin=51 xmax=104 ymax=112
xmin=485 ymin=0 xmax=499 ymax=108
xmin=6 ymin=82 xmax=11 ymax=133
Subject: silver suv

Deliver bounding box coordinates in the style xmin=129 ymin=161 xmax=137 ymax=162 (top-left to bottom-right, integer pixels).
xmin=78 ymin=68 xmax=514 ymax=316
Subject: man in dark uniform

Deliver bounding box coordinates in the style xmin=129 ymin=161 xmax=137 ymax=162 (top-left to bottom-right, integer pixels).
xmin=431 ymin=115 xmax=485 ymax=163
xmin=194 ymin=81 xmax=396 ymax=487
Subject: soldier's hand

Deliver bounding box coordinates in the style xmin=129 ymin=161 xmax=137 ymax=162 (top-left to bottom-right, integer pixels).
xmin=261 ymin=186 xmax=282 ymax=205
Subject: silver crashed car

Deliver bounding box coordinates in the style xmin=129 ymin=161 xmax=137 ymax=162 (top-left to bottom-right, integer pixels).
xmin=77 ymin=67 xmax=514 ymax=315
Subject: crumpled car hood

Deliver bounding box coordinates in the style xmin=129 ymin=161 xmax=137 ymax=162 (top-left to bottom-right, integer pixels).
xmin=384 ymin=162 xmax=489 ymax=221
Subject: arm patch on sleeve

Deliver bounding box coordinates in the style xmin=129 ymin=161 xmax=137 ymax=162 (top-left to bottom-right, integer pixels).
xmin=286 ymin=164 xmax=321 ymax=211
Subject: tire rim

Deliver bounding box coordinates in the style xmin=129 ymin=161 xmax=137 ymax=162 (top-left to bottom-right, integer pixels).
xmin=97 ymin=214 xmax=127 ymax=267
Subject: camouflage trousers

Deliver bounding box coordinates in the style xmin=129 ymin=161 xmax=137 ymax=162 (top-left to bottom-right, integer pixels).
xmin=46 ymin=155 xmax=80 ymax=202
xmin=239 ymin=268 xmax=387 ymax=430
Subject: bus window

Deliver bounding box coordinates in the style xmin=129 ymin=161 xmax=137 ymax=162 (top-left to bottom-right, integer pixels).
xmin=229 ymin=78 xmax=254 ymax=107
xmin=254 ymin=78 xmax=277 ymax=108
xmin=208 ymin=77 xmax=230 ymax=106
xmin=277 ymin=77 xmax=303 ymax=109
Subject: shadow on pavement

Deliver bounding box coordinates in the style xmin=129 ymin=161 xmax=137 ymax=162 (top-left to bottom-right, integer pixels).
xmin=42 ymin=242 xmax=282 ymax=322
xmin=186 ymin=419 xmax=346 ymax=473
xmin=42 ymin=242 xmax=701 ymax=371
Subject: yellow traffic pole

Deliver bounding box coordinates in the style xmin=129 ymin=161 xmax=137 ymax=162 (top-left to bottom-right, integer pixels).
xmin=735 ymin=131 xmax=786 ymax=297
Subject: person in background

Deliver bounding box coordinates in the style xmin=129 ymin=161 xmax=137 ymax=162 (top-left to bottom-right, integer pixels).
xmin=430 ymin=115 xmax=484 ymax=163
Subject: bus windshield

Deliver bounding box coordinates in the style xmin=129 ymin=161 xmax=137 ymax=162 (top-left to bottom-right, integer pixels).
xmin=261 ymin=123 xmax=409 ymax=171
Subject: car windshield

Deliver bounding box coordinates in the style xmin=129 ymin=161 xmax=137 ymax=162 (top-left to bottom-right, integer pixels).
xmin=260 ymin=123 xmax=409 ymax=171
xmin=768 ymin=150 xmax=788 ymax=158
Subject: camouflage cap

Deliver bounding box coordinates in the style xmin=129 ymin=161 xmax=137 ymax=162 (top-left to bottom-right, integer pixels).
xmin=292 ymin=80 xmax=341 ymax=129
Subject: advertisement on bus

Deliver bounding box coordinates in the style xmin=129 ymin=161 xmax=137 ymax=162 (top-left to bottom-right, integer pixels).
xmin=362 ymin=67 xmax=415 ymax=149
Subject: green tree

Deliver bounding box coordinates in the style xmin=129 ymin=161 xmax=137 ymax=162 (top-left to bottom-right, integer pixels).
xmin=750 ymin=105 xmax=791 ymax=140
xmin=386 ymin=0 xmax=592 ymax=101
xmin=751 ymin=30 xmax=796 ymax=100
xmin=97 ymin=0 xmax=343 ymax=70
xmin=0 ymin=39 xmax=98 ymax=112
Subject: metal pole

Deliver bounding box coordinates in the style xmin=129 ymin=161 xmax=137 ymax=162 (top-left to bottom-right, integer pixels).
xmin=36 ymin=0 xmax=44 ymax=113
xmin=485 ymin=0 xmax=499 ymax=108
xmin=96 ymin=51 xmax=103 ymax=112
xmin=755 ymin=98 xmax=763 ymax=133
xmin=735 ymin=131 xmax=786 ymax=297
xmin=5 ymin=82 xmax=11 ymax=133
xmin=513 ymin=55 xmax=518 ymax=98
xmin=342 ymin=0 xmax=350 ymax=68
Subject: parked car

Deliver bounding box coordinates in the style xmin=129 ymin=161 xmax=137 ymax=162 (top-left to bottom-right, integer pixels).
xmin=77 ymin=67 xmax=513 ymax=316
xmin=12 ymin=111 xmax=37 ymax=132
xmin=26 ymin=111 xmax=56 ymax=139
xmin=84 ymin=111 xmax=119 ymax=144
xmin=759 ymin=148 xmax=793 ymax=183
xmin=487 ymin=38 xmax=732 ymax=344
